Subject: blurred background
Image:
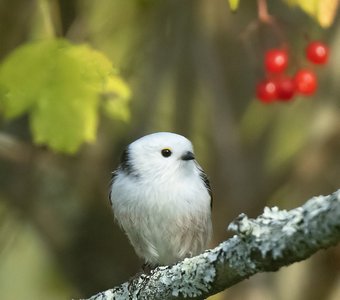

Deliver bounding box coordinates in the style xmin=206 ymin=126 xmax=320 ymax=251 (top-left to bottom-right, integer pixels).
xmin=0 ymin=0 xmax=340 ymax=299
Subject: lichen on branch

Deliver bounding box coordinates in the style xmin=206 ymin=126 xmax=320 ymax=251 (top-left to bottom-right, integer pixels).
xmin=86 ymin=190 xmax=340 ymax=300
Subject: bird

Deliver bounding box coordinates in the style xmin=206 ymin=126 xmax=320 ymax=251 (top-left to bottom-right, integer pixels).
xmin=109 ymin=132 xmax=212 ymax=267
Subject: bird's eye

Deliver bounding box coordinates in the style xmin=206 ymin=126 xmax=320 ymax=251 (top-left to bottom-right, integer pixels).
xmin=161 ymin=148 xmax=172 ymax=157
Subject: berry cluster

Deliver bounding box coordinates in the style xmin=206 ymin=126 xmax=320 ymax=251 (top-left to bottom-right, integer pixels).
xmin=256 ymin=41 xmax=329 ymax=103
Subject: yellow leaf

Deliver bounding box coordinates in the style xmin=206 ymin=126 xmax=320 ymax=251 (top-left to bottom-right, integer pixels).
xmin=283 ymin=0 xmax=339 ymax=28
xmin=228 ymin=0 xmax=240 ymax=12
xmin=318 ymin=0 xmax=339 ymax=27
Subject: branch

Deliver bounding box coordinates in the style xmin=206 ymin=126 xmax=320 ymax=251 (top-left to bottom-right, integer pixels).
xmin=86 ymin=190 xmax=340 ymax=300
xmin=0 ymin=133 xmax=34 ymax=163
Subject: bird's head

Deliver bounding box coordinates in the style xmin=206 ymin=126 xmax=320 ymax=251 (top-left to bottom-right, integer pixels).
xmin=121 ymin=132 xmax=197 ymax=180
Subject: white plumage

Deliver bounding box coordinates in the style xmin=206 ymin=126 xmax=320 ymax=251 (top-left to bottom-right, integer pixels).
xmin=110 ymin=132 xmax=212 ymax=266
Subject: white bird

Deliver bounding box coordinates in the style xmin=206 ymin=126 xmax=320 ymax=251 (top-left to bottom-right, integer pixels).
xmin=109 ymin=132 xmax=212 ymax=267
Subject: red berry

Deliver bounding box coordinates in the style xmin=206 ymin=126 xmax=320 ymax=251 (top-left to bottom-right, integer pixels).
xmin=256 ymin=79 xmax=277 ymax=103
xmin=276 ymin=77 xmax=295 ymax=101
xmin=306 ymin=41 xmax=329 ymax=64
xmin=294 ymin=69 xmax=317 ymax=95
xmin=264 ymin=49 xmax=289 ymax=73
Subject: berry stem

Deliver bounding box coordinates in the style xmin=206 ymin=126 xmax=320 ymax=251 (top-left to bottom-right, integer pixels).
xmin=256 ymin=0 xmax=287 ymax=49
xmin=258 ymin=0 xmax=271 ymax=23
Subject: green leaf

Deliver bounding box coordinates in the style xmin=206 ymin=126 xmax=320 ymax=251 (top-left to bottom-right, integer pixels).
xmin=0 ymin=40 xmax=68 ymax=118
xmin=228 ymin=0 xmax=240 ymax=11
xmin=0 ymin=39 xmax=131 ymax=153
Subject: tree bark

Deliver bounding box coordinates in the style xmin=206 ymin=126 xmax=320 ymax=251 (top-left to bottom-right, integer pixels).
xmin=86 ymin=189 xmax=340 ymax=300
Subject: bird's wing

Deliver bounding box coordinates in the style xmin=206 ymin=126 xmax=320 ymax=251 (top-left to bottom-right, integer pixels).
xmin=199 ymin=168 xmax=213 ymax=209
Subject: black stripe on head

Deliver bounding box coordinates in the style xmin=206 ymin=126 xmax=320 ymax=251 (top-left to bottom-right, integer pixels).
xmin=199 ymin=168 xmax=213 ymax=209
xmin=119 ymin=146 xmax=140 ymax=178
xmin=109 ymin=147 xmax=133 ymax=187
xmin=120 ymin=147 xmax=133 ymax=174
xmin=109 ymin=146 xmax=138 ymax=206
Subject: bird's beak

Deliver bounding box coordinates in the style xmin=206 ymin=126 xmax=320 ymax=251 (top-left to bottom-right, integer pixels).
xmin=181 ymin=151 xmax=195 ymax=161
